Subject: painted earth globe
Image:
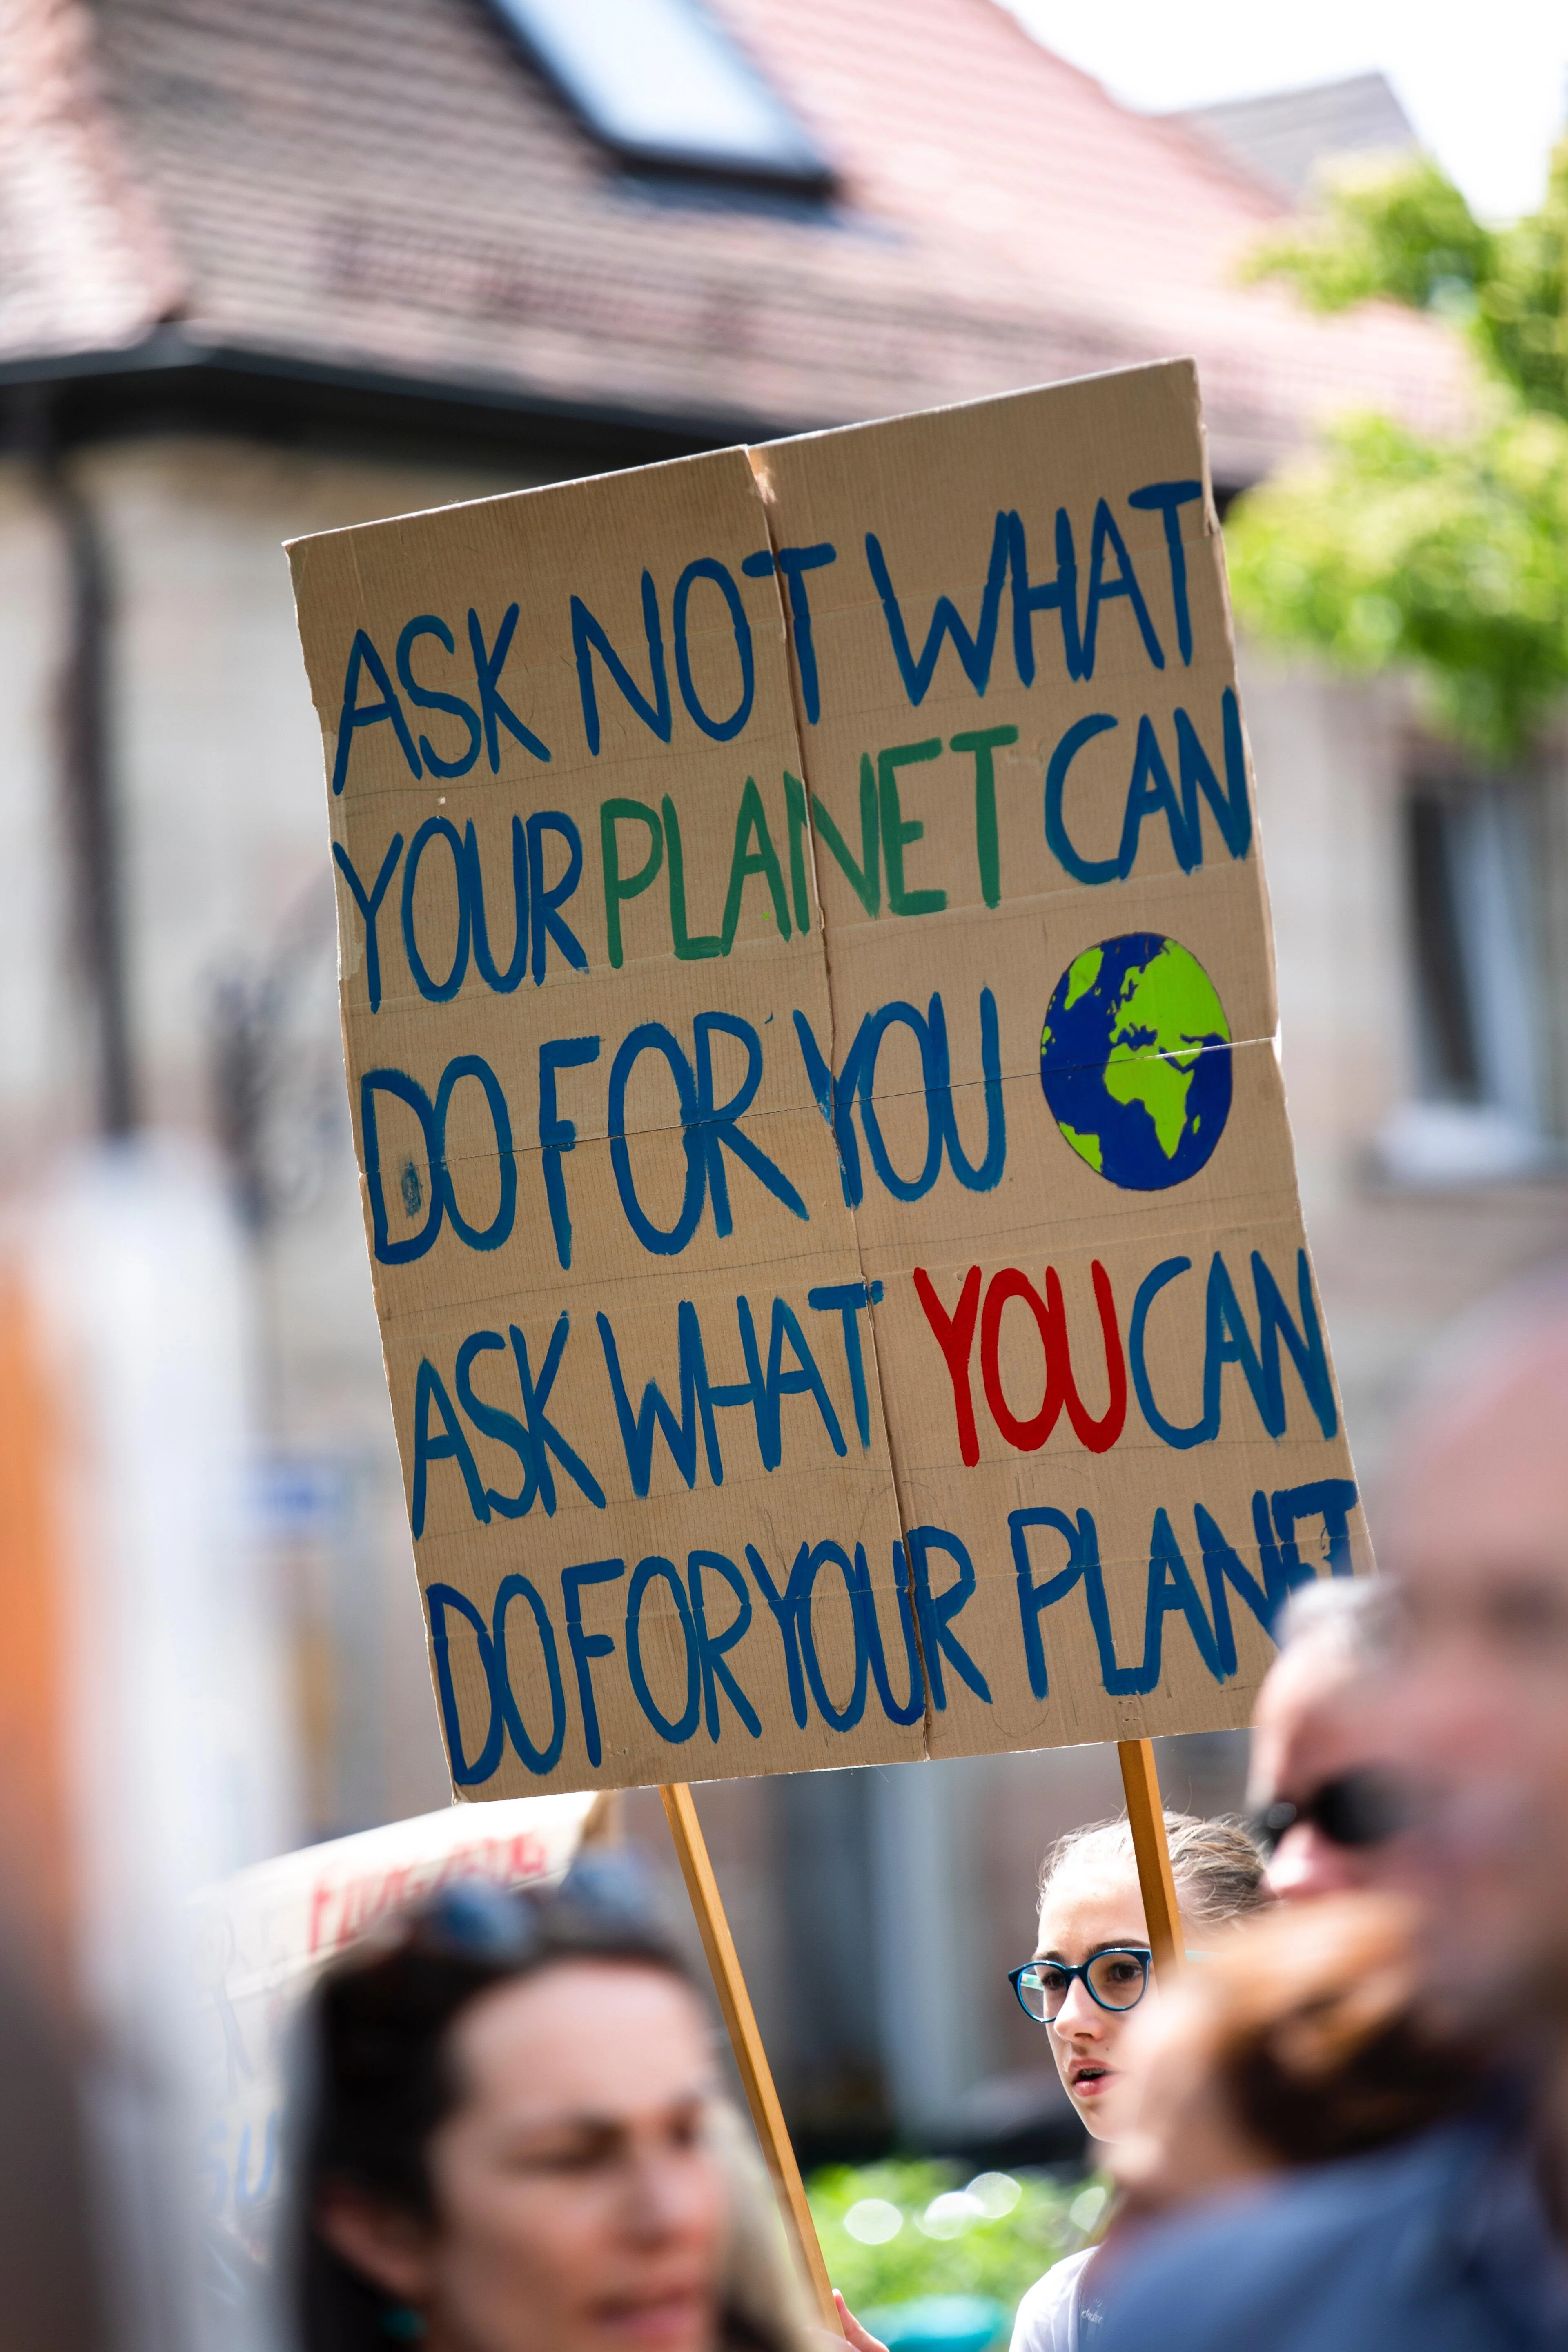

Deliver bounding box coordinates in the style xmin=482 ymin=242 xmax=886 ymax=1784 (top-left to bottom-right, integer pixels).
xmin=1039 ymin=933 xmax=1232 ymax=1189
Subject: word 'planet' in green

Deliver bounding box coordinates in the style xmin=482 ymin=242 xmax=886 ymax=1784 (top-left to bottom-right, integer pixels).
xmin=1039 ymin=934 xmax=1232 ymax=1189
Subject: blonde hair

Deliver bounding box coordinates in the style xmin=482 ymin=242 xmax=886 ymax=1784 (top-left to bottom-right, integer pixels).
xmin=1040 ymin=1809 xmax=1270 ymax=1929
xmin=709 ymin=2099 xmax=822 ymax=2352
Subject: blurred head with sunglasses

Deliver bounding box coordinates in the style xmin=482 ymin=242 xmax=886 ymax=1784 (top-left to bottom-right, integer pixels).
xmin=1247 ymin=1580 xmax=1411 ymax=1903
xmin=1379 ymin=1283 xmax=1568 ymax=2027
xmin=288 ymin=1853 xmax=813 ymax=2352
xmin=1015 ymin=1812 xmax=1271 ymax=2143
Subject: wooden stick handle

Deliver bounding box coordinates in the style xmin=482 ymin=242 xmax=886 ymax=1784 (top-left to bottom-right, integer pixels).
xmin=1117 ymin=1740 xmax=1183 ymax=1986
xmin=659 ymin=1784 xmax=841 ymax=2333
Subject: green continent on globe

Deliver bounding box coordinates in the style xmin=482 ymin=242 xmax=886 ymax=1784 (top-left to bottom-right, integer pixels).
xmin=1058 ymin=1122 xmax=1104 ymax=1173
xmin=1042 ymin=946 xmax=1105 ymax=1056
xmin=1063 ymin=945 xmax=1103 ymax=1008
xmin=1100 ymin=942 xmax=1231 ymax=1162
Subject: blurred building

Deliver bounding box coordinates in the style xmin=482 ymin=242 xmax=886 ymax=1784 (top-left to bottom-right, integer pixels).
xmin=1170 ymin=70 xmax=1418 ymax=205
xmin=1 ymin=0 xmax=1564 ymax=2156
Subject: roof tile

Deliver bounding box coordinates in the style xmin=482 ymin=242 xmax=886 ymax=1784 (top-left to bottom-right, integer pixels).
xmin=5 ymin=0 xmax=1468 ymax=475
xmin=0 ymin=0 xmax=184 ymax=357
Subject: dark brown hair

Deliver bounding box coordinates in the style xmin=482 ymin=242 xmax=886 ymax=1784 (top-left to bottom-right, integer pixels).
xmin=288 ymin=1864 xmax=701 ymax=2352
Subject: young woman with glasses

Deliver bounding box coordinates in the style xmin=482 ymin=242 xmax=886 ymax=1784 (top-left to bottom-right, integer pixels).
xmin=1004 ymin=1811 xmax=1270 ymax=2352
xmin=286 ymin=1860 xmax=817 ymax=2352
xmin=835 ymin=1813 xmax=1270 ymax=2352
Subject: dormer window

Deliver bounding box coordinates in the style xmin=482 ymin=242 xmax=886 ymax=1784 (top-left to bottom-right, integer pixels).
xmin=490 ymin=0 xmax=833 ymax=191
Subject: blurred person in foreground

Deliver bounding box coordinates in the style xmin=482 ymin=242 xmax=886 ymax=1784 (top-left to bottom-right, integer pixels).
xmin=835 ymin=1813 xmax=1270 ymax=2352
xmin=289 ymin=1861 xmax=820 ymax=2352
xmin=1109 ymin=1892 xmax=1481 ymax=2221
xmin=1249 ymin=1580 xmax=1409 ymax=1901
xmin=1094 ymin=1289 xmax=1568 ymax=2351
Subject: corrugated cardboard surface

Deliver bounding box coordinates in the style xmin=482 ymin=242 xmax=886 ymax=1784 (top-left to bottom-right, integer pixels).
xmin=289 ymin=360 xmax=1367 ymax=1798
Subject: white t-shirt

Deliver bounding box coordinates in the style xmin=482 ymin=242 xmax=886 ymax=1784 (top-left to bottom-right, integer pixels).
xmin=1009 ymin=2249 xmax=1094 ymax=2352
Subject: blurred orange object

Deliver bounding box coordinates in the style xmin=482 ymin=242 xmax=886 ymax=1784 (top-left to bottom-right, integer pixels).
xmin=0 ymin=1269 xmax=77 ymax=2001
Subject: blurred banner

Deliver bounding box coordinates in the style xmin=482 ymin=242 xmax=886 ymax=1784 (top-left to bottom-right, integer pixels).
xmin=189 ymin=1791 xmax=598 ymax=2261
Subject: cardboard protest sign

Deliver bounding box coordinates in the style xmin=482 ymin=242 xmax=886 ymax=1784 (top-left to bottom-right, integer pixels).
xmin=289 ymin=359 xmax=1368 ymax=1801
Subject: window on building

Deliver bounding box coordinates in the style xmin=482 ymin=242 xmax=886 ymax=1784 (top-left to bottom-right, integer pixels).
xmin=1386 ymin=776 xmax=1550 ymax=1181
xmin=489 ymin=0 xmax=833 ymax=189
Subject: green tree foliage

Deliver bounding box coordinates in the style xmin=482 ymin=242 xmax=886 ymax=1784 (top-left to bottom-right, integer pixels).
xmin=1227 ymin=407 xmax=1568 ymax=759
xmin=808 ymin=2158 xmax=1102 ymax=2321
xmin=1241 ymin=154 xmax=1495 ymax=329
xmin=1225 ymin=136 xmax=1568 ymax=761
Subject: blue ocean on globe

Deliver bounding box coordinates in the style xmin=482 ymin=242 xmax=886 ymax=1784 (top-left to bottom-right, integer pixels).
xmin=1039 ymin=932 xmax=1232 ymax=1190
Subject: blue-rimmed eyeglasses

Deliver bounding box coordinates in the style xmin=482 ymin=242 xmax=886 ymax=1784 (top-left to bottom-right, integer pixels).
xmin=1008 ymin=1948 xmax=1152 ymax=2022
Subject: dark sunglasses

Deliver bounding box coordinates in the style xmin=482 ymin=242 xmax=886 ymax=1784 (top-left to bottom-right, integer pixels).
xmin=1254 ymin=1766 xmax=1412 ymax=1857
xmin=413 ymin=1850 xmax=662 ymax=1958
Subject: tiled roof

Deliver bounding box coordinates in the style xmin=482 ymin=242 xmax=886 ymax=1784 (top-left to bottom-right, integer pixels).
xmin=2 ymin=0 xmax=1466 ymax=479
xmin=0 ymin=0 xmax=183 ymax=357
xmin=1174 ymin=72 xmax=1418 ymax=205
